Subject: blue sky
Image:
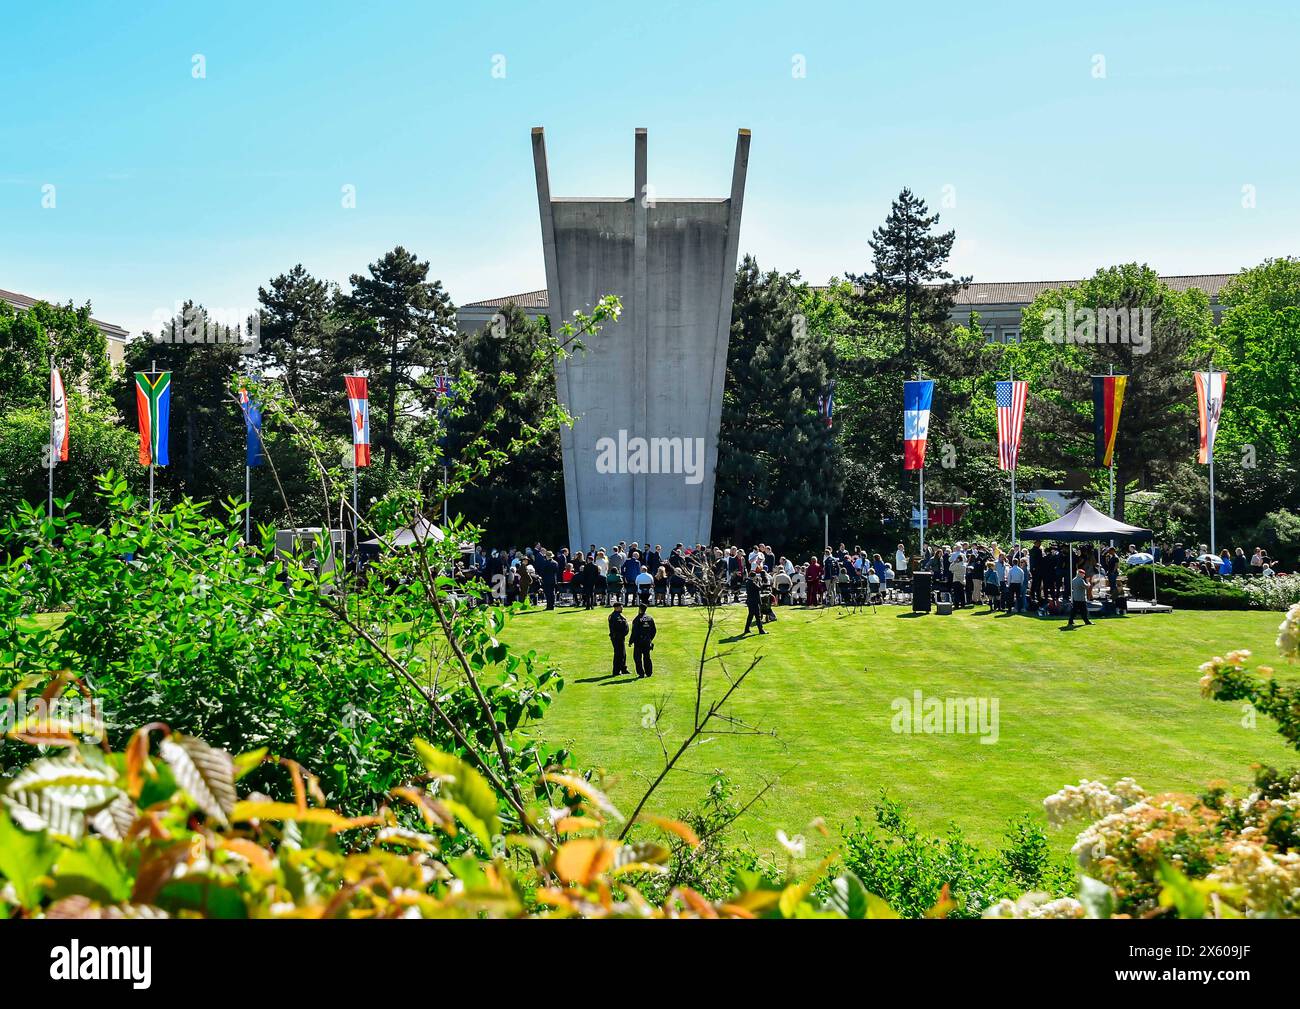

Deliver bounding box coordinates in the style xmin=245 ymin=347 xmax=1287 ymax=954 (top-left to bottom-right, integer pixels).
xmin=3 ymin=0 xmax=1297 ymax=337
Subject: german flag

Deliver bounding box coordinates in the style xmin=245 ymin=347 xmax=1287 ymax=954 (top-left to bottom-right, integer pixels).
xmin=1092 ymin=375 xmax=1126 ymax=468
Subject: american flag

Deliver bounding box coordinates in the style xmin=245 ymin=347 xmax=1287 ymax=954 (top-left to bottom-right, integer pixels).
xmin=995 ymin=380 xmax=1028 ymax=471
xmin=433 ymin=374 xmax=454 ymax=398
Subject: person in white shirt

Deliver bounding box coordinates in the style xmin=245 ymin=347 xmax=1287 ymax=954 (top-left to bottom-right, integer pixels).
xmin=895 ymin=544 xmax=908 ymax=574
xmin=634 ymin=567 xmax=654 ymax=605
xmin=1007 ymin=559 xmax=1026 ymax=612
xmin=949 ymin=553 xmax=967 ymax=607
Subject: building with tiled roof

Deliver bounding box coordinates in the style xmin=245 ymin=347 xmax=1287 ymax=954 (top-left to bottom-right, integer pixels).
xmin=1 ymin=287 xmax=130 ymax=365
xmin=458 ymin=274 xmax=1235 ymax=343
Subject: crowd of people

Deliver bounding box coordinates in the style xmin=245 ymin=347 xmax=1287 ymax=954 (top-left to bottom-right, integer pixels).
xmin=444 ymin=534 xmax=1291 ymax=676
xmin=454 ymin=535 xmax=1288 ymax=617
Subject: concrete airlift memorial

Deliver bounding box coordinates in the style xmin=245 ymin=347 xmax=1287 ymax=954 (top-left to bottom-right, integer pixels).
xmin=531 ymin=127 xmax=750 ymax=551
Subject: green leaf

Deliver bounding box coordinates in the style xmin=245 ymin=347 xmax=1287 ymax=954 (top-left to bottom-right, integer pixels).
xmin=826 ymin=871 xmax=870 ymax=919
xmin=0 ymin=808 xmax=58 ymax=910
xmin=159 ymin=734 xmax=237 ymax=826
xmin=412 ymin=739 xmax=501 ymax=849
xmin=51 ymin=838 xmax=133 ymax=904
xmin=1157 ymin=860 xmax=1206 ymax=919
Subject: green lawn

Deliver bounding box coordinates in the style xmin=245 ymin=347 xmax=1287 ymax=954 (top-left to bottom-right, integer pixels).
xmin=504 ymin=604 xmax=1297 ymax=859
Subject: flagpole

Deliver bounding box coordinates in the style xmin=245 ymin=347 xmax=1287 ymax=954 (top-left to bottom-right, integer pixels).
xmin=1009 ymin=365 xmax=1017 ymax=546
xmin=915 ymin=370 xmax=926 ymax=557
xmin=1208 ymin=368 xmax=1217 ymax=556
xmin=48 ymin=354 xmax=55 ymax=521
xmin=245 ymin=465 xmax=251 ymax=542
xmin=1108 ymin=364 xmax=1116 ymax=521
xmin=148 ymin=359 xmax=156 ymax=512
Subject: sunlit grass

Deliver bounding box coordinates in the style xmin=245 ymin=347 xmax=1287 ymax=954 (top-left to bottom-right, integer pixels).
xmin=503 ymin=604 xmax=1298 ymax=859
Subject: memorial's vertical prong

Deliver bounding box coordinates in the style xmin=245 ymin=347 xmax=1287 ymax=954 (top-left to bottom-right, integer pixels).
xmin=533 ymin=127 xmax=583 ymax=549
xmin=633 ymin=129 xmax=649 ymax=545
xmin=699 ymin=129 xmax=751 ymax=545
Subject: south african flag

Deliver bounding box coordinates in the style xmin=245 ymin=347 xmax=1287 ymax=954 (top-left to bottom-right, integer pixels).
xmin=135 ymin=371 xmax=171 ymax=466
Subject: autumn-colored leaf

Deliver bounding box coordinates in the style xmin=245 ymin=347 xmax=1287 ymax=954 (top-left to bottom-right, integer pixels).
xmin=553 ymin=838 xmax=618 ymax=885
xmin=554 ymin=816 xmax=602 ymax=834
xmin=542 ymin=772 xmax=623 ymax=823
xmin=645 ymin=814 xmax=700 ymax=848
xmin=220 ymin=837 xmax=275 ymax=874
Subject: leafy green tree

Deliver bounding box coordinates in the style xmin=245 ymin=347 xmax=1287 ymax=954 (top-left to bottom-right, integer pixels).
xmin=1018 ymin=265 xmax=1215 ymax=520
xmin=1211 ymin=257 xmax=1300 ymax=456
xmin=714 ymin=257 xmax=840 ymax=551
xmin=0 ymin=299 xmax=111 ymax=409
xmin=0 ymin=406 xmax=140 ymax=524
xmin=0 ymin=298 xmax=137 ymax=522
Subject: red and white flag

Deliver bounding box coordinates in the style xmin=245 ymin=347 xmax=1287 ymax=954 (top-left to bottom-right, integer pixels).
xmin=995 ymin=380 xmax=1027 ymax=471
xmin=1195 ymin=370 xmax=1227 ymax=464
xmin=51 ymin=366 xmax=69 ymax=463
xmin=344 ymin=375 xmax=370 ymax=468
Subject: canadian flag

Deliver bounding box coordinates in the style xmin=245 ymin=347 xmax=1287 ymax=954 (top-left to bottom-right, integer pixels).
xmin=344 ymin=375 xmax=370 ymax=468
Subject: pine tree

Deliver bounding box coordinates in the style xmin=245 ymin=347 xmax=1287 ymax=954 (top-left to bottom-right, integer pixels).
xmin=255 ymin=265 xmax=340 ymax=420
xmin=849 ymin=187 xmax=970 ymax=374
xmin=338 ymin=247 xmax=457 ymax=469
xmin=445 ymin=304 xmax=567 ymax=546
xmin=714 ymin=256 xmax=840 ymax=552
xmin=838 ymin=189 xmax=976 ymax=540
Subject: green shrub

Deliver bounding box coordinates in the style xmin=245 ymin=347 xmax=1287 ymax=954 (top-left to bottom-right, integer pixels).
xmin=0 ymin=477 xmax=569 ymax=822
xmin=1123 ymin=563 xmax=1250 ymax=610
xmin=839 ymin=793 xmax=1073 ymax=918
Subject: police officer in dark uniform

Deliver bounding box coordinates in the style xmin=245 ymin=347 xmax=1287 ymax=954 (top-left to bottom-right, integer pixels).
xmin=629 ymin=603 xmax=656 ymax=678
xmin=744 ymin=568 xmax=768 ymax=634
xmin=608 ymin=602 xmax=630 ymax=675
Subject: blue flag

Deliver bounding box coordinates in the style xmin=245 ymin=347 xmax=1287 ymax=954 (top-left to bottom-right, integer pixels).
xmin=240 ymin=389 xmax=265 ymax=467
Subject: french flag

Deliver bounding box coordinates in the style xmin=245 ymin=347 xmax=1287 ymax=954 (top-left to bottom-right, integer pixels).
xmin=903 ymin=379 xmax=933 ymax=471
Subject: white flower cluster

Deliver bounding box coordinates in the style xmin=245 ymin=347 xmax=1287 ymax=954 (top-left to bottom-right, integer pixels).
xmin=1278 ymin=603 xmax=1300 ymax=660
xmin=1043 ymin=777 xmax=1147 ymax=828
xmin=1241 ymin=574 xmax=1300 ymax=612
xmin=1206 ymin=843 xmax=1300 ymax=918
xmin=983 ymin=893 xmax=1086 ymax=919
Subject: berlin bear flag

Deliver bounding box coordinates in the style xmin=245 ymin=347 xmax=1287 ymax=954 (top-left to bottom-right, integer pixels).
xmin=345 ymin=375 xmax=371 ymax=468
xmin=903 ymin=380 xmax=933 ymax=470
xmin=1195 ymin=370 xmax=1227 ymax=464
xmin=50 ymin=367 xmax=69 ymax=463
xmin=134 ymin=371 xmax=171 ymax=467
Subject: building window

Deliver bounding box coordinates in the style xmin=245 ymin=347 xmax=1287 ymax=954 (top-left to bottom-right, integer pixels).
xmin=983 ymin=327 xmax=996 ymax=343
xmin=1001 ymin=327 xmax=1020 ymax=344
